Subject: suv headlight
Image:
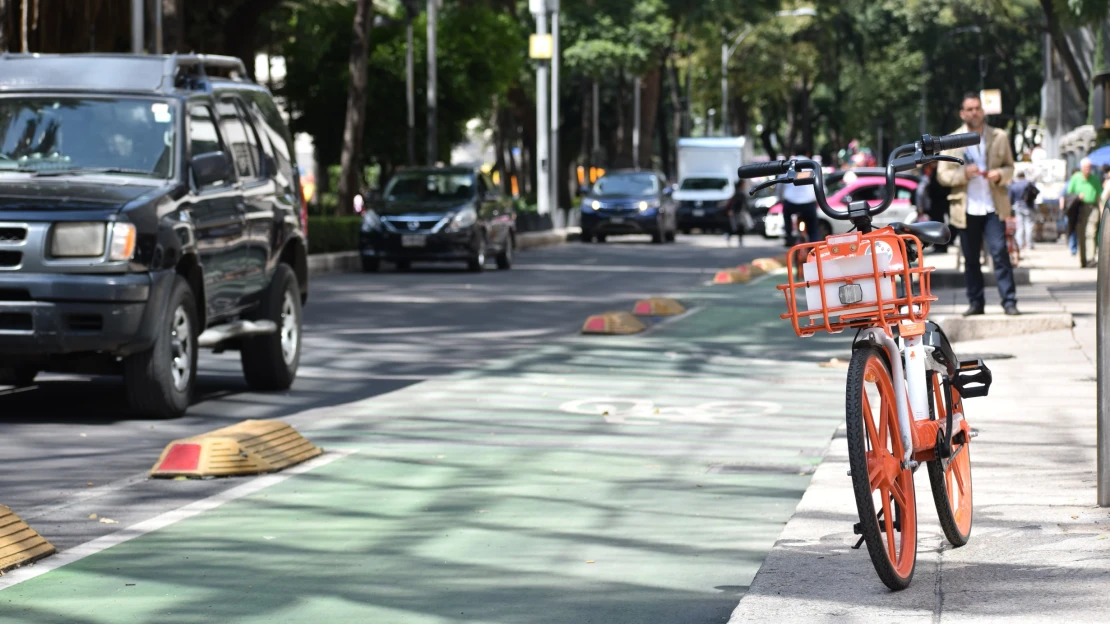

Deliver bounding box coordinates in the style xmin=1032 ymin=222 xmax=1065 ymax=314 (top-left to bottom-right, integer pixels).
xmin=361 ymin=210 xmax=381 ymax=232
xmin=51 ymin=222 xmax=136 ymax=261
xmin=637 ymin=199 xmax=661 ymax=212
xmin=446 ymin=208 xmax=477 ymax=232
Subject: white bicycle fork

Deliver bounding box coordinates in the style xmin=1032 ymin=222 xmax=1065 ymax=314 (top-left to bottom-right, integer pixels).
xmin=858 ymin=327 xmax=934 ymax=470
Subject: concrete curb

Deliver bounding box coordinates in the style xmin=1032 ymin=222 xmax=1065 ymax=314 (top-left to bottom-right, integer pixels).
xmin=305 ymin=228 xmax=575 ymax=276
xmin=932 ymin=312 xmax=1074 ymax=342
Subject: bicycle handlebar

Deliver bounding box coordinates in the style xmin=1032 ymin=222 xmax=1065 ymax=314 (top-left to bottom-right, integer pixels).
xmin=738 ymin=132 xmax=971 ymax=225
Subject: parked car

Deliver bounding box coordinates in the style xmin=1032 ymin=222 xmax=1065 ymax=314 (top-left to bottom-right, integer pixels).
xmin=580 ymin=169 xmax=678 ymax=243
xmin=359 ymin=167 xmax=515 ymax=272
xmin=0 ymin=53 xmax=309 ymax=418
xmin=764 ymin=174 xmax=921 ymax=240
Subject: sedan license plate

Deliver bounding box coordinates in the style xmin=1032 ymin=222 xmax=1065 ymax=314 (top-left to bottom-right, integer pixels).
xmin=693 ymin=209 xmax=705 ymax=217
xmin=401 ymin=234 xmax=426 ymax=247
xmin=610 ymin=217 xmax=624 ymax=224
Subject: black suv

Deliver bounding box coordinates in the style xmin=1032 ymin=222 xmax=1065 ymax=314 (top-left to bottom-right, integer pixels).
xmin=0 ymin=54 xmax=309 ymax=419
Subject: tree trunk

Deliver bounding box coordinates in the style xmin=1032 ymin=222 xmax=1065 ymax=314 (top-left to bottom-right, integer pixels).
xmin=0 ymin=0 xmax=7 ymax=51
xmin=668 ymin=54 xmax=683 ymax=172
xmin=615 ymin=72 xmax=628 ymax=167
xmin=336 ymin=0 xmax=374 ymax=216
xmin=658 ymin=66 xmax=672 ymax=179
xmin=1040 ymin=0 xmax=1090 ymax=105
xmin=638 ymin=66 xmax=662 ymax=171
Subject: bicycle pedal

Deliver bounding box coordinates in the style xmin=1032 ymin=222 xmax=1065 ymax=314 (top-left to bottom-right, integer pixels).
xmin=954 ymin=359 xmax=993 ymax=398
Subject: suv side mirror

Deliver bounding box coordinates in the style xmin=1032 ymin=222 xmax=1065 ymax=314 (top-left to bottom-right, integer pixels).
xmin=191 ymin=152 xmax=234 ymax=189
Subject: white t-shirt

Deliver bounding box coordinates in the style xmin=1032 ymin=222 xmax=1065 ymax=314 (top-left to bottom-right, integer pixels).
xmin=965 ymin=134 xmax=994 ymax=216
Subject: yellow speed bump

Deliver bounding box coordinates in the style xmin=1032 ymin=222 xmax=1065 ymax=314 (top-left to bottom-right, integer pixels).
xmin=151 ymin=419 xmax=322 ymax=478
xmin=744 ymin=262 xmax=767 ymax=277
xmin=582 ymin=311 xmax=646 ymax=334
xmin=633 ymin=297 xmax=686 ymax=316
xmin=713 ymin=267 xmax=751 ymax=284
xmin=752 ymin=257 xmax=785 ymax=271
xmin=1 ymin=505 xmax=55 ymax=573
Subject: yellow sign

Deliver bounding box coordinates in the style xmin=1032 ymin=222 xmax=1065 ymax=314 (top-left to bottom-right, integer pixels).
xmin=530 ymin=34 xmax=553 ymax=59
xmin=980 ymin=89 xmax=1002 ymax=115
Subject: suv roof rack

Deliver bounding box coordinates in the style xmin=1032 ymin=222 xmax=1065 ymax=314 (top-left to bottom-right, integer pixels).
xmin=166 ymin=53 xmax=251 ymax=91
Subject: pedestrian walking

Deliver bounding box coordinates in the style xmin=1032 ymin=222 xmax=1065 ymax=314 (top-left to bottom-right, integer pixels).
xmin=724 ymin=180 xmax=748 ymax=247
xmin=777 ymin=149 xmax=819 ymax=246
xmin=1008 ymin=171 xmax=1038 ymax=252
xmin=937 ymin=91 xmax=1020 ymax=316
xmin=1065 ymin=158 xmax=1101 ymax=267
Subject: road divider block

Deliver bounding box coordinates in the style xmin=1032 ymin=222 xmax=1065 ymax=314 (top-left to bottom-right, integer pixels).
xmin=1 ymin=505 xmax=55 ymax=573
xmin=151 ymin=419 xmax=322 ymax=478
xmin=633 ymin=297 xmax=686 ymax=316
xmin=752 ymin=257 xmax=785 ymax=271
xmin=581 ymin=311 xmax=647 ymax=334
xmin=713 ymin=268 xmax=752 ymax=284
xmin=742 ymin=263 xmax=767 ymax=277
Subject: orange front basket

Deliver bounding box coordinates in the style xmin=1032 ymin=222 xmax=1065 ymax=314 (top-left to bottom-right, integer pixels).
xmin=777 ymin=227 xmax=936 ymax=337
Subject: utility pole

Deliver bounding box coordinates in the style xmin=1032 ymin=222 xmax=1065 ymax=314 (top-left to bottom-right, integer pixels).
xmin=426 ymin=0 xmax=438 ymax=166
xmin=154 ymin=0 xmax=163 ymax=53
xmin=406 ymin=10 xmax=416 ymax=165
xmin=633 ymin=76 xmax=641 ymax=167
xmin=530 ymin=0 xmax=550 ymax=215
xmin=550 ymin=2 xmax=560 ymax=216
xmin=131 ymin=0 xmax=143 ymax=53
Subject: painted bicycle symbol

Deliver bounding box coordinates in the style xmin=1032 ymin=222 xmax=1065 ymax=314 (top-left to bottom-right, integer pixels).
xmin=558 ymin=397 xmax=781 ymax=425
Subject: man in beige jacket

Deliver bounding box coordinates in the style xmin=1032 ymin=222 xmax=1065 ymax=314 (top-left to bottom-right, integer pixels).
xmin=937 ymin=92 xmax=1020 ymax=316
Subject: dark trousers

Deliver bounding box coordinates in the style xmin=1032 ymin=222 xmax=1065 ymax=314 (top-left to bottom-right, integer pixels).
xmin=959 ymin=212 xmax=1017 ymax=308
xmin=783 ymin=201 xmax=819 ymax=245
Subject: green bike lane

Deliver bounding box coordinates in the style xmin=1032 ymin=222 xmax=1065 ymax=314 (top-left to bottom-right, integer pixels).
xmin=1 ymin=274 xmax=849 ymax=624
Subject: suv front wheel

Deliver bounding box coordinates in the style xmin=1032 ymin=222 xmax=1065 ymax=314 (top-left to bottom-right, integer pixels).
xmin=240 ymin=264 xmax=302 ymax=391
xmin=124 ymin=275 xmax=198 ymax=419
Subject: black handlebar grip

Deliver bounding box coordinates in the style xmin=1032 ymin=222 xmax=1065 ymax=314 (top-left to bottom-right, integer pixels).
xmin=736 ymin=160 xmax=790 ymax=180
xmin=935 ymin=132 xmax=980 ymax=152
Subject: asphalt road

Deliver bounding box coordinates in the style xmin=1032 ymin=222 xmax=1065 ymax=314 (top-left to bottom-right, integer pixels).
xmin=0 ymin=232 xmax=784 ymax=551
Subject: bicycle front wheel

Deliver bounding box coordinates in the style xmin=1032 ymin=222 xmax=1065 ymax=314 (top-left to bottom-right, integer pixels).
xmin=926 ymin=373 xmax=973 ymax=546
xmin=846 ymin=345 xmax=918 ymax=591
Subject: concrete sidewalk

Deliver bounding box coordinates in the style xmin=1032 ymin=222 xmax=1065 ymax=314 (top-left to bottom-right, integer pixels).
xmin=729 ymin=240 xmax=1108 ymax=622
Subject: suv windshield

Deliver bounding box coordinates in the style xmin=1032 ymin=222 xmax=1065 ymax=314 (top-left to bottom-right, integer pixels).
xmin=593 ymin=173 xmax=657 ymax=197
xmin=679 ymin=177 xmax=728 ymax=191
xmin=384 ymin=171 xmax=475 ymax=205
xmin=0 ymin=97 xmax=176 ymax=178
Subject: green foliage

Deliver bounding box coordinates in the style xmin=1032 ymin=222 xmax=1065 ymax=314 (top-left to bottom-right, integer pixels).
xmin=307 ymin=216 xmax=362 ymax=254
xmin=562 ymin=0 xmax=673 ymax=78
xmin=277 ymin=1 xmax=523 ymax=173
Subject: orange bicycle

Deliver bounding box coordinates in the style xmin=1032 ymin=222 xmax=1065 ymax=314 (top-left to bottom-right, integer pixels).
xmin=737 ymin=133 xmax=993 ymax=591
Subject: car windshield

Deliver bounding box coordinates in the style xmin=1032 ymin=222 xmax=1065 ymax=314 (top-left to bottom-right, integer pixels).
xmin=384 ymin=171 xmax=475 ymax=204
xmin=0 ymin=97 xmax=176 ymax=178
xmin=679 ymin=177 xmax=728 ymax=191
xmin=593 ymin=173 xmax=657 ymax=197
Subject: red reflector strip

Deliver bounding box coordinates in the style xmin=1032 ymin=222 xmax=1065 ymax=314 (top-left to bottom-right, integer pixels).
xmin=157 ymin=443 xmax=202 ymax=471
xmin=584 ymin=317 xmax=607 ymax=332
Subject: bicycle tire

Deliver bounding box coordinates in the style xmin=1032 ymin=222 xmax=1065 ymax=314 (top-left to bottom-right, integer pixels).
xmin=926 ymin=373 xmax=974 ymax=547
xmin=845 ymin=345 xmax=918 ymax=591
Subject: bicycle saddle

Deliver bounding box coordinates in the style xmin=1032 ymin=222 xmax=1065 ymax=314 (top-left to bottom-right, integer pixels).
xmin=893 ymin=221 xmax=951 ymax=246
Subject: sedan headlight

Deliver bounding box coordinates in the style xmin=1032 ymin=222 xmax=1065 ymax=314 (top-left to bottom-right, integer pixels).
xmin=361 ymin=210 xmax=381 ymax=232
xmin=446 ymin=208 xmax=478 ymax=232
xmin=51 ymin=222 xmax=135 ymax=261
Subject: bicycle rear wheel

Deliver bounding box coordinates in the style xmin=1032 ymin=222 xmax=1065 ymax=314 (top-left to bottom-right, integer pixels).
xmin=846 ymin=345 xmax=918 ymax=590
xmin=926 ymin=373 xmax=973 ymax=546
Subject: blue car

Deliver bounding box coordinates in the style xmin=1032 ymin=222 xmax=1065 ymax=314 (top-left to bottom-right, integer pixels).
xmin=579 ymin=170 xmax=678 ymax=244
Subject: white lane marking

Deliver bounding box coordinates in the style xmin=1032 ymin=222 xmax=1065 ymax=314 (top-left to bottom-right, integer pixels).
xmin=517 ymin=263 xmax=720 ymax=274
xmin=639 ymin=306 xmax=704 ymax=336
xmin=558 ymin=397 xmax=781 ymax=425
xmin=0 ymin=449 xmax=356 ymax=591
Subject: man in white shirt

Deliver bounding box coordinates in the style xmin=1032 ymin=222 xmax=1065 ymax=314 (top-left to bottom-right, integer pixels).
xmin=937 ymin=92 xmax=1019 ymax=316
xmin=777 ymin=151 xmax=820 ymax=246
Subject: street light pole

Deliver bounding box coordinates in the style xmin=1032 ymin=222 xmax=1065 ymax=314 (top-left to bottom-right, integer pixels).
xmin=131 ymin=0 xmax=144 ymax=54
xmin=531 ymin=1 xmax=550 ymax=216
xmin=426 ymin=0 xmax=438 ymax=166
xmin=550 ymin=2 xmax=560 ymax=217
